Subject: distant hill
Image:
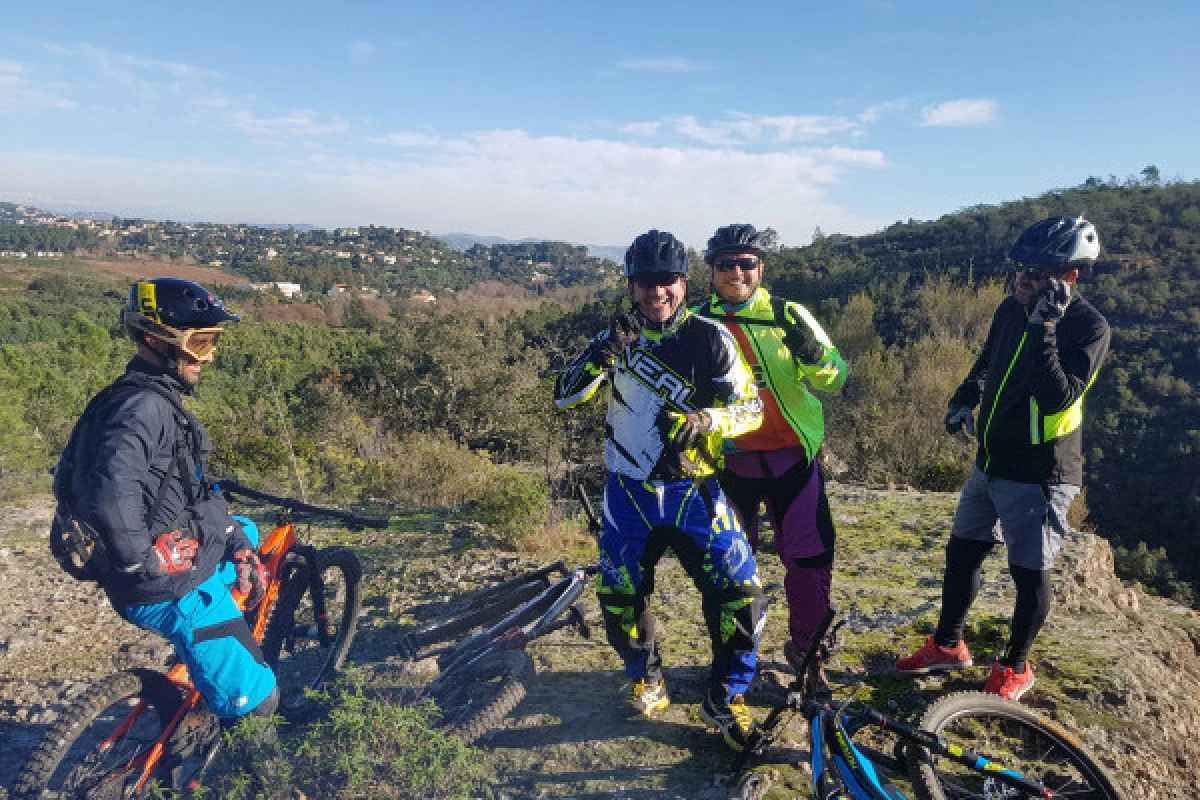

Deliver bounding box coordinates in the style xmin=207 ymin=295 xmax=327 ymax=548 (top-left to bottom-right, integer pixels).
xmin=435 ymin=232 xmax=542 ymax=250
xmin=436 ymin=232 xmax=626 ymax=264
xmin=0 ymin=205 xmax=616 ymax=294
xmin=762 ymin=176 xmax=1200 ymax=607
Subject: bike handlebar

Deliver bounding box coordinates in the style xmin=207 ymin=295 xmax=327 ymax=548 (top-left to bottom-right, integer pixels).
xmin=217 ymin=479 xmax=389 ymax=530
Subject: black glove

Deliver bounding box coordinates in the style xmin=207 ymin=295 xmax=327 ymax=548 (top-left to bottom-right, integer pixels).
xmin=781 ymin=314 xmax=825 ymax=365
xmin=656 ymin=410 xmax=713 ymax=477
xmin=597 ymin=311 xmax=644 ymax=365
xmin=1028 ymin=278 xmax=1071 ymax=325
xmin=944 ymin=405 xmax=976 ymax=439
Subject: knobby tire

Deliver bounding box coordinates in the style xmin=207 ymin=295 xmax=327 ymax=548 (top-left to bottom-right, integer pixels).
xmin=262 ymin=546 xmax=363 ymax=721
xmin=429 ymin=649 xmax=534 ymax=744
xmin=11 ymin=669 xmax=183 ymax=800
xmin=906 ymin=691 xmax=1125 ymax=800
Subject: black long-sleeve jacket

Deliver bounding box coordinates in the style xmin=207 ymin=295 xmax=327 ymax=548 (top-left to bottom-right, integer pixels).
xmin=70 ymin=358 xmax=239 ymax=608
xmin=949 ymin=292 xmax=1110 ymax=486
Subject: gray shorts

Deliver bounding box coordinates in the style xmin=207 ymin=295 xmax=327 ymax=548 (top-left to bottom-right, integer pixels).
xmin=950 ymin=465 xmax=1079 ymax=571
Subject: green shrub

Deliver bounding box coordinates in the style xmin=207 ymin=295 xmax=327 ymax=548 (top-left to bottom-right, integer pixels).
xmin=360 ymin=432 xmax=493 ymax=508
xmin=914 ymin=461 xmax=969 ymax=492
xmin=476 ymin=464 xmax=550 ymax=547
xmin=291 ymin=681 xmax=492 ymax=799
xmin=194 ymin=678 xmax=492 ymax=799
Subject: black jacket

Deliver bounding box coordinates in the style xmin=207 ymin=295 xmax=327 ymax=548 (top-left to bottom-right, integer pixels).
xmin=949 ymin=292 xmax=1110 ymax=486
xmin=71 ymin=358 xmax=238 ymax=609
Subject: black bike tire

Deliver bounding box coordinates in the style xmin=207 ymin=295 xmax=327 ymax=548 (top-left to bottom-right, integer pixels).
xmin=262 ymin=546 xmax=363 ymax=719
xmin=430 ymin=649 xmax=534 ymax=744
xmin=906 ymin=691 xmax=1125 ymax=800
xmin=11 ymin=668 xmax=183 ymax=800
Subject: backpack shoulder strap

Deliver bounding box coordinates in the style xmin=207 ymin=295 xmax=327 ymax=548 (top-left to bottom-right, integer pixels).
xmin=121 ymin=378 xmax=203 ymax=511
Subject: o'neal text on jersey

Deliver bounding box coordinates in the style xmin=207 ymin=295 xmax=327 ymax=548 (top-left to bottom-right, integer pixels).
xmin=627 ymin=348 xmax=695 ymax=409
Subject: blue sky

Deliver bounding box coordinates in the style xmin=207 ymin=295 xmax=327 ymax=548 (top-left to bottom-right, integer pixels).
xmin=1 ymin=1 xmax=1197 ymax=249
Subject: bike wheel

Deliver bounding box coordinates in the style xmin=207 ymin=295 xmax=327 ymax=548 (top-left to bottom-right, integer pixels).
xmin=428 ymin=649 xmax=534 ymax=744
xmin=906 ymin=691 xmax=1125 ymax=800
xmin=11 ymin=669 xmax=183 ymax=800
xmin=262 ymin=546 xmax=363 ymax=721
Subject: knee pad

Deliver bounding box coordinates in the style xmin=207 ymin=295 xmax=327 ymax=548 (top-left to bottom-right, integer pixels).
xmin=715 ymin=585 xmax=766 ymax=649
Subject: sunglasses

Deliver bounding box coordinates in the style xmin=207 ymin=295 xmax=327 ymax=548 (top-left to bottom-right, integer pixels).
xmin=713 ymin=255 xmax=761 ymax=273
xmin=631 ymin=273 xmax=684 ymax=289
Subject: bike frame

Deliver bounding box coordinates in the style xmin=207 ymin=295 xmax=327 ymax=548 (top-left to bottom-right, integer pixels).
xmin=404 ymin=487 xmax=606 ymax=678
xmin=109 ymin=519 xmax=313 ymax=793
xmin=419 ymin=564 xmax=597 ymax=699
xmin=745 ymin=606 xmax=1055 ymax=800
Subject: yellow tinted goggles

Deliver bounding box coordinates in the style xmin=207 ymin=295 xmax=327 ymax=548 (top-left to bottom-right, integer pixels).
xmin=162 ymin=326 xmax=224 ymax=360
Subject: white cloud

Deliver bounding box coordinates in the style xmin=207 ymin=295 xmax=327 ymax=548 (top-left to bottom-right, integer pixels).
xmin=0 ymin=62 xmax=75 ymax=113
xmin=614 ymin=57 xmax=706 ymax=73
xmin=366 ymin=132 xmax=442 ymax=148
xmin=350 ymin=126 xmax=886 ymax=243
xmin=921 ymin=98 xmax=997 ymax=127
xmin=227 ymin=110 xmax=351 ymax=138
xmin=619 ymin=121 xmax=661 ymax=137
xmin=188 ymin=90 xmax=256 ymax=109
xmin=857 ymin=99 xmax=908 ymax=123
xmin=349 ymin=40 xmax=374 ymax=63
xmin=43 ymin=42 xmax=223 ymax=90
xmin=612 ymin=111 xmax=874 ymax=147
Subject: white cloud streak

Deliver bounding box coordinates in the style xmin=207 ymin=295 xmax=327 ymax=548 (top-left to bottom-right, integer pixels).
xmin=0 ymin=61 xmax=75 ymax=112
xmin=42 ymin=42 xmax=223 ymax=94
xmin=227 ymin=110 xmax=351 ymax=138
xmin=921 ymin=98 xmax=997 ymax=127
xmin=618 ymin=105 xmax=905 ymax=147
xmin=614 ymin=57 xmax=706 ymax=72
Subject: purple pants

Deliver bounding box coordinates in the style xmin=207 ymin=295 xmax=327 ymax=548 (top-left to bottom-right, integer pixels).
xmin=719 ymin=448 xmax=836 ymax=652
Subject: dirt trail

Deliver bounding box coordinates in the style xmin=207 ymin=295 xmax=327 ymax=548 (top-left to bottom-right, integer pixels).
xmin=3 ymin=487 xmax=1198 ymax=798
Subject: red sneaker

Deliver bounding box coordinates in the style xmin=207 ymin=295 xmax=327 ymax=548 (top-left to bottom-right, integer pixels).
xmin=894 ymin=636 xmax=973 ymax=675
xmin=984 ymin=661 xmax=1035 ymax=701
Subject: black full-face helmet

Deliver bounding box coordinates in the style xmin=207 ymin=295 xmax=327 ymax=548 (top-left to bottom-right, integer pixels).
xmin=122 ymin=278 xmax=239 ymax=360
xmin=704 ymin=223 xmax=769 ymax=264
xmin=1009 ymin=216 xmax=1100 ymax=271
xmin=624 ymin=230 xmax=689 ymax=278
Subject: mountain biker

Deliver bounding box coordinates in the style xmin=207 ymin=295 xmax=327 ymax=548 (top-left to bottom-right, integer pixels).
xmin=64 ymin=278 xmax=279 ymax=737
xmin=895 ymin=217 xmax=1111 ymax=701
xmin=554 ymin=230 xmax=768 ymax=751
xmin=694 ymin=224 xmax=848 ymax=691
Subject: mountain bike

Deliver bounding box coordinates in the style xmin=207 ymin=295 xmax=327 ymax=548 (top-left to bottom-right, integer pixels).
xmin=394 ymin=486 xmax=601 ymax=743
xmin=734 ymin=607 xmax=1126 ymax=800
xmin=10 ymin=481 xmax=386 ymax=799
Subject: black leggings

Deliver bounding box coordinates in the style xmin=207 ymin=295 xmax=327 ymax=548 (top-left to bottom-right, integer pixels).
xmin=934 ymin=537 xmax=1052 ymax=669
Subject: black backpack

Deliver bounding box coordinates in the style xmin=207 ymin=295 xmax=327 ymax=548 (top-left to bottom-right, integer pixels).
xmin=50 ymin=376 xmax=199 ymax=583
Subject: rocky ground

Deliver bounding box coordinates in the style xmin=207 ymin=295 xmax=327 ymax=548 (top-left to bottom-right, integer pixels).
xmin=2 ymin=485 xmax=1199 ymax=798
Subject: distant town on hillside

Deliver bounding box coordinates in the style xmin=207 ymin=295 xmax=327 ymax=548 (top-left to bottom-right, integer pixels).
xmin=0 ymin=202 xmax=621 ymax=296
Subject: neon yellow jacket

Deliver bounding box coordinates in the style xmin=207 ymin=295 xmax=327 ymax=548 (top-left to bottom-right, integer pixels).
xmin=695 ymin=288 xmax=846 ymax=462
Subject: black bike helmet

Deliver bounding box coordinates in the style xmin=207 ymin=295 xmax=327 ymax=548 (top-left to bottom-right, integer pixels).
xmin=1008 ymin=216 xmax=1100 ymax=269
xmin=624 ymin=230 xmax=689 ymax=278
xmin=704 ymin=223 xmax=769 ymax=264
xmin=122 ymin=278 xmax=239 ymax=359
